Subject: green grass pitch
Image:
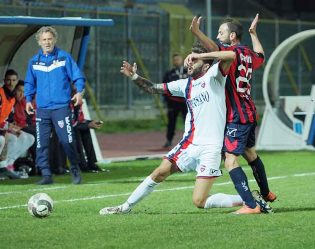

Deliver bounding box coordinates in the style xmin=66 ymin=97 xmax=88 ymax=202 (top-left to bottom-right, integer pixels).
xmin=0 ymin=151 xmax=314 ymax=249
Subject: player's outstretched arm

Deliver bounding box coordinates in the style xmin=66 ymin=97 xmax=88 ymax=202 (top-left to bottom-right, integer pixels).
xmin=187 ymin=51 xmax=235 ymax=74
xmin=120 ymin=61 xmax=164 ymax=94
xmin=190 ymin=16 xmax=219 ymax=52
xmin=249 ymin=13 xmax=265 ymax=56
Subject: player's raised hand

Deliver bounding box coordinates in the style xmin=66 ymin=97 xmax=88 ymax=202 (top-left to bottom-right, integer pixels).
xmin=249 ymin=13 xmax=259 ymax=35
xmin=190 ymin=16 xmax=202 ymax=34
xmin=184 ymin=54 xmax=192 ymax=67
xmin=184 ymin=53 xmax=199 ymax=67
xmin=120 ymin=61 xmax=137 ymax=78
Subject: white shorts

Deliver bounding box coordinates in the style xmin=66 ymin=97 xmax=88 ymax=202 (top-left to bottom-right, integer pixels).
xmin=165 ymin=143 xmax=222 ymax=178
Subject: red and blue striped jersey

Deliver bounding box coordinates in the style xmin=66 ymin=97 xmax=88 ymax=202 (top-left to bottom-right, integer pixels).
xmin=219 ymin=44 xmax=264 ymax=124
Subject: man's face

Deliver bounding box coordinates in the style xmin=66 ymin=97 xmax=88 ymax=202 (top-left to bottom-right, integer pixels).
xmin=187 ymin=54 xmax=205 ymax=78
xmin=217 ymin=23 xmax=231 ymax=45
xmin=15 ymin=85 xmax=24 ymax=102
xmin=38 ymin=31 xmax=56 ymax=54
xmin=4 ymin=74 xmax=18 ymax=92
xmin=172 ymin=55 xmax=183 ymax=68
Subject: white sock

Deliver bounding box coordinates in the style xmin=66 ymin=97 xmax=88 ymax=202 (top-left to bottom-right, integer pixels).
xmin=123 ymin=176 xmax=159 ymax=210
xmin=204 ymin=193 xmax=243 ymax=208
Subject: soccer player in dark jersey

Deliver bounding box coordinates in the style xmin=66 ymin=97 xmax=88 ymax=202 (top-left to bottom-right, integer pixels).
xmin=188 ymin=14 xmax=277 ymax=214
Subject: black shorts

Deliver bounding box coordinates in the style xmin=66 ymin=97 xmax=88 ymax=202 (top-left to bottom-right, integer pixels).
xmin=222 ymin=122 xmax=257 ymax=155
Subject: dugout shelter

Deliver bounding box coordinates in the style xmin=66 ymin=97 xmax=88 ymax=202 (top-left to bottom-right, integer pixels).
xmin=0 ymin=16 xmax=114 ymax=162
xmin=257 ymin=30 xmax=315 ymax=150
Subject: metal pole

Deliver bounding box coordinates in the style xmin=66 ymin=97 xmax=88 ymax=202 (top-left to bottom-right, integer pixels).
xmin=96 ymin=8 xmax=101 ymax=105
xmin=125 ymin=8 xmax=132 ymax=109
xmin=206 ymin=0 xmax=212 ymax=38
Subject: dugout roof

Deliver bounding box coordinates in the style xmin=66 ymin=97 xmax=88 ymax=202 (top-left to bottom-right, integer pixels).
xmin=0 ymin=16 xmax=114 ymax=79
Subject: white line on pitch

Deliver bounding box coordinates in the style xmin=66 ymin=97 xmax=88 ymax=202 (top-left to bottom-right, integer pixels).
xmin=0 ymin=171 xmax=314 ymax=211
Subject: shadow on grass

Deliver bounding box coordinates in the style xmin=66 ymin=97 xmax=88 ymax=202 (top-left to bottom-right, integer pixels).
xmin=274 ymin=207 xmax=315 ymax=213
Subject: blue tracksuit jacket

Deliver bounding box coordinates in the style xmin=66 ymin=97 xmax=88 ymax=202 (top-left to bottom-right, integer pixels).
xmin=24 ymin=47 xmax=85 ymax=109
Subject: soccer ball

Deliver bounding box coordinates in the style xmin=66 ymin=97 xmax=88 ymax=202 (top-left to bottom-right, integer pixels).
xmin=27 ymin=193 xmax=53 ymax=218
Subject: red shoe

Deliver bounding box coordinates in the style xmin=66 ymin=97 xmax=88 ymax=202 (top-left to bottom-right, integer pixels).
xmin=232 ymin=205 xmax=261 ymax=215
xmin=263 ymin=192 xmax=277 ymax=202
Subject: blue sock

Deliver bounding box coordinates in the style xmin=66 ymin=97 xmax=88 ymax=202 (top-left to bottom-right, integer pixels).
xmin=229 ymin=167 xmax=256 ymax=208
xmin=249 ymin=156 xmax=270 ymax=196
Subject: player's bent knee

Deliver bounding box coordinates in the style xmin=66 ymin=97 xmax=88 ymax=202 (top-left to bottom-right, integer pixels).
xmin=192 ymin=196 xmax=206 ymax=208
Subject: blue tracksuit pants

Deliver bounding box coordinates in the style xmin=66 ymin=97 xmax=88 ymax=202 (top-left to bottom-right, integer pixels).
xmin=36 ymin=106 xmax=79 ymax=176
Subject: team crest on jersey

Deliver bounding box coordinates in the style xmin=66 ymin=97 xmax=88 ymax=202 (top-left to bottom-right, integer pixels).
xmin=58 ymin=120 xmax=64 ymax=128
xmin=226 ymin=127 xmax=237 ymax=137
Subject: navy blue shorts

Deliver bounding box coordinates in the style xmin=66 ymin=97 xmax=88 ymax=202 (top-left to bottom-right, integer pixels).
xmin=222 ymin=122 xmax=257 ymax=155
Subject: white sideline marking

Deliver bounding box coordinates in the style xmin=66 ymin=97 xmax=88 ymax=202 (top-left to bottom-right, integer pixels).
xmin=293 ymin=172 xmax=315 ymax=177
xmin=0 ymin=171 xmax=314 ymax=211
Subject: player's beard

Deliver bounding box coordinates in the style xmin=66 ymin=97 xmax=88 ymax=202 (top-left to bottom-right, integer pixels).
xmin=190 ymin=66 xmax=203 ymax=78
xmin=218 ymin=37 xmax=231 ymax=46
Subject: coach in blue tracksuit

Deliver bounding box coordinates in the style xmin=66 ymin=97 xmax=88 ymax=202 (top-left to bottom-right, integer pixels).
xmin=25 ymin=26 xmax=84 ymax=185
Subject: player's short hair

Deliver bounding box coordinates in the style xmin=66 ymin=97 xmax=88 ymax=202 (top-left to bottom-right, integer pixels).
xmin=15 ymin=80 xmax=24 ymax=89
xmin=191 ymin=41 xmax=213 ymax=65
xmin=35 ymin=26 xmax=58 ymax=42
xmin=221 ymin=17 xmax=243 ymax=41
xmin=4 ymin=69 xmax=18 ymax=78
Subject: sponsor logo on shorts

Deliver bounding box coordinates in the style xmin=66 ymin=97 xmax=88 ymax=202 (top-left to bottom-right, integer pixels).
xmin=65 ymin=116 xmax=73 ymax=143
xmin=226 ymin=127 xmax=237 ymax=137
xmin=209 ymin=169 xmax=222 ymax=176
xmin=58 ymin=120 xmax=64 ymax=128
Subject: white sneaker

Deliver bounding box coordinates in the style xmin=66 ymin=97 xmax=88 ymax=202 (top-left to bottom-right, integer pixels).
xmin=99 ymin=205 xmax=131 ymax=215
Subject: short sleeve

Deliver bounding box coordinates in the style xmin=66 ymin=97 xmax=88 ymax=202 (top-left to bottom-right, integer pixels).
xmin=163 ymin=78 xmax=188 ymax=98
xmin=250 ymin=51 xmax=264 ymax=69
xmin=208 ymin=62 xmax=227 ymax=84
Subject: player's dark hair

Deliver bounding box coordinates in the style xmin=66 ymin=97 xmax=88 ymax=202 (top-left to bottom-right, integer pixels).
xmin=221 ymin=17 xmax=243 ymax=41
xmin=191 ymin=41 xmax=213 ymax=65
xmin=5 ymin=69 xmax=18 ymax=78
xmin=15 ymin=80 xmax=24 ymax=89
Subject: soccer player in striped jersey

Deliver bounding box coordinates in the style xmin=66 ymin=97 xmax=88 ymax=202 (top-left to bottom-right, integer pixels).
xmin=189 ymin=14 xmax=276 ymax=214
xmin=99 ymin=42 xmax=258 ymax=215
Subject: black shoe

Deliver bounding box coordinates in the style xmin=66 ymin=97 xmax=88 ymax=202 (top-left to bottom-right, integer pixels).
xmin=70 ymin=167 xmax=81 ymax=184
xmin=89 ymin=164 xmax=103 ymax=172
xmin=37 ymin=176 xmax=53 ymax=185
xmin=0 ymin=167 xmax=21 ymax=179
